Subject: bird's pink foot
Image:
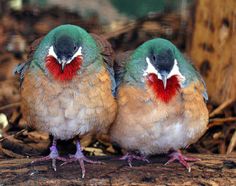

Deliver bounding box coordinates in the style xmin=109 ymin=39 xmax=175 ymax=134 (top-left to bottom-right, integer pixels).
xmin=119 ymin=152 xmax=150 ymax=167
xmin=165 ymin=150 xmax=201 ymax=172
xmin=61 ymin=141 xmax=102 ymax=178
xmin=31 ymin=145 xmax=67 ymax=171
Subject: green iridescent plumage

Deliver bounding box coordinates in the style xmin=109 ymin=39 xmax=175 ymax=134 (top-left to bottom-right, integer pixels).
xmin=33 ymin=25 xmax=100 ymax=70
xmin=15 ymin=24 xmax=116 ymax=94
xmin=115 ymin=38 xmax=208 ymax=100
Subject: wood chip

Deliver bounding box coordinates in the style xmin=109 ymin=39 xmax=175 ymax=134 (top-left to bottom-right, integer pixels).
xmin=1 ymin=147 xmax=24 ymax=158
xmin=227 ymin=129 xmax=236 ymax=154
xmin=27 ymin=131 xmax=49 ymax=141
xmin=83 ymin=147 xmax=106 ymax=156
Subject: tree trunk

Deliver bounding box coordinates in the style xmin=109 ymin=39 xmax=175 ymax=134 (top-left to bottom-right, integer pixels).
xmin=190 ymin=0 xmax=236 ymax=104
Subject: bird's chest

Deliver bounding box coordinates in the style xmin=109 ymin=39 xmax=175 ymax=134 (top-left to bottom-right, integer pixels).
xmin=21 ymin=67 xmax=116 ymax=139
xmin=115 ymin=85 xmax=207 ymax=154
xmin=119 ymin=85 xmax=183 ymax=123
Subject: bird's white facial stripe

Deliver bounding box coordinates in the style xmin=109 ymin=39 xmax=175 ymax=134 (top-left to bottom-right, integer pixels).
xmin=167 ymin=59 xmax=185 ymax=82
xmin=48 ymin=46 xmax=58 ymax=60
xmin=143 ymin=57 xmax=162 ymax=79
xmin=143 ymin=57 xmax=185 ymax=84
xmin=69 ymin=46 xmax=83 ymax=64
xmin=48 ymin=46 xmax=83 ymax=64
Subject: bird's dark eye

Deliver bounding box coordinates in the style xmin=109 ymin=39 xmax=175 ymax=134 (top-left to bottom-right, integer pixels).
xmin=74 ymin=46 xmax=78 ymax=51
xmin=152 ymin=55 xmax=156 ymax=61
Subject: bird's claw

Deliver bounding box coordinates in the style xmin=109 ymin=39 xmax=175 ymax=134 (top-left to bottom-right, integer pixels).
xmin=119 ymin=152 xmax=150 ymax=167
xmin=60 ymin=154 xmax=102 ymax=178
xmin=31 ymin=155 xmax=67 ymax=171
xmin=31 ymin=145 xmax=67 ymax=171
xmin=165 ymin=150 xmax=201 ymax=172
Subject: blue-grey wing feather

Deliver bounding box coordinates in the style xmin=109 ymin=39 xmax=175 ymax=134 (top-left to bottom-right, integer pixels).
xmin=14 ymin=37 xmax=43 ymax=86
xmin=14 ymin=61 xmax=31 ymax=86
xmin=114 ymin=51 xmax=133 ymax=95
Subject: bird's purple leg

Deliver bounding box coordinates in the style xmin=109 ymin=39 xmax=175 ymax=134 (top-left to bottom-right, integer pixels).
xmin=61 ymin=140 xmax=101 ymax=178
xmin=119 ymin=152 xmax=150 ymax=167
xmin=165 ymin=150 xmax=201 ymax=172
xmin=31 ymin=138 xmax=67 ymax=171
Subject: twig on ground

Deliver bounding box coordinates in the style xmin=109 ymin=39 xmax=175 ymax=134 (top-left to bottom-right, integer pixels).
xmin=208 ymin=117 xmax=236 ymax=128
xmin=209 ymin=98 xmax=235 ymax=118
xmin=0 ymin=128 xmax=27 ymax=142
xmin=0 ymin=102 xmax=21 ymax=111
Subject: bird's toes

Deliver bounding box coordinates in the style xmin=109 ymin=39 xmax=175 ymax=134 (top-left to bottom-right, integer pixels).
xmin=56 ymin=156 xmax=68 ymax=162
xmin=52 ymin=159 xmax=57 ymax=171
xmin=183 ymin=156 xmax=201 ymax=162
xmin=82 ymin=157 xmax=103 ymax=164
xmin=31 ymin=155 xmax=51 ymax=164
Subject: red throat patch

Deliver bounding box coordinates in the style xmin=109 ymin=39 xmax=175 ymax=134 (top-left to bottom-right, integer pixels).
xmin=45 ymin=55 xmax=82 ymax=81
xmin=146 ymin=73 xmax=180 ymax=103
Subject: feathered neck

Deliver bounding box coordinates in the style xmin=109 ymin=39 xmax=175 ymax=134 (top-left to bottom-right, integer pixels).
xmin=45 ymin=55 xmax=82 ymax=81
xmin=146 ymin=73 xmax=180 ymax=103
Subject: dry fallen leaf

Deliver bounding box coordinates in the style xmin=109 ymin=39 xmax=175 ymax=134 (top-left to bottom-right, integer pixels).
xmin=0 ymin=113 xmax=8 ymax=128
xmin=0 ymin=113 xmax=8 ymax=138
xmin=83 ymin=147 xmax=106 ymax=156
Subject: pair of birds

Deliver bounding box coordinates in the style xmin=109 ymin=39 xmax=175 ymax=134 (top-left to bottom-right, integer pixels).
xmin=15 ymin=24 xmax=208 ymax=178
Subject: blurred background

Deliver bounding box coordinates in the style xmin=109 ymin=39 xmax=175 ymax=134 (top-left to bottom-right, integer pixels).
xmin=0 ymin=0 xmax=235 ymax=158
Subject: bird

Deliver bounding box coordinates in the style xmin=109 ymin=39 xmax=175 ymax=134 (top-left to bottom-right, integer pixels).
xmin=110 ymin=38 xmax=209 ymax=171
xmin=15 ymin=24 xmax=117 ymax=178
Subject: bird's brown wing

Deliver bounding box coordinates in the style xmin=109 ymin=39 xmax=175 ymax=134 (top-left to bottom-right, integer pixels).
xmin=15 ymin=36 xmax=44 ymax=86
xmin=90 ymin=33 xmax=116 ymax=95
xmin=27 ymin=36 xmax=44 ymax=60
xmin=90 ymin=33 xmax=114 ymax=68
xmin=114 ymin=51 xmax=133 ymax=89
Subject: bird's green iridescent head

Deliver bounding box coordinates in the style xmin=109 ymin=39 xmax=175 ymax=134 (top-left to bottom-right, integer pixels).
xmin=32 ymin=24 xmax=100 ymax=81
xmin=125 ymin=38 xmax=199 ymax=88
